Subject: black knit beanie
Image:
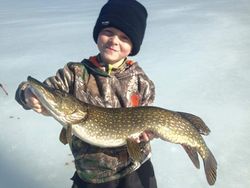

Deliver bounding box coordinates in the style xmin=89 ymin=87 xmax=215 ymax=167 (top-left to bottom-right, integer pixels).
xmin=93 ymin=0 xmax=148 ymax=56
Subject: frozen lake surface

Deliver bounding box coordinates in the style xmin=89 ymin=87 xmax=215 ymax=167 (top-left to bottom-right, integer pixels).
xmin=1 ymin=0 xmax=250 ymax=187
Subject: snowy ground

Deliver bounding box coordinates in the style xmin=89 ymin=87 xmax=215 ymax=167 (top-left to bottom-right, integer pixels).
xmin=1 ymin=0 xmax=250 ymax=187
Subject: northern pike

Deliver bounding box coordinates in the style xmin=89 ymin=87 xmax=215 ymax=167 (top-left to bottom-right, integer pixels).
xmin=27 ymin=76 xmax=217 ymax=185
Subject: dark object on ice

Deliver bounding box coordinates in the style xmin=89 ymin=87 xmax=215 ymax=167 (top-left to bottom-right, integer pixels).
xmin=0 ymin=83 xmax=8 ymax=96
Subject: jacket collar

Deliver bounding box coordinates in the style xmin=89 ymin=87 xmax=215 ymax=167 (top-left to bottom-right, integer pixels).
xmin=83 ymin=55 xmax=135 ymax=76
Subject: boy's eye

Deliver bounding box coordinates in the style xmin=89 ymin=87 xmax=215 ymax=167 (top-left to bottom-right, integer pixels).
xmin=120 ymin=35 xmax=129 ymax=42
xmin=101 ymin=29 xmax=113 ymax=36
xmin=101 ymin=28 xmax=130 ymax=43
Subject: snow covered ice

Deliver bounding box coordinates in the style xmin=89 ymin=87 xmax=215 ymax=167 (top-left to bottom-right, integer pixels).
xmin=1 ymin=0 xmax=250 ymax=187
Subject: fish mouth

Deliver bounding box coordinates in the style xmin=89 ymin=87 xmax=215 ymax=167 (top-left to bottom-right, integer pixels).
xmin=27 ymin=76 xmax=53 ymax=100
xmin=27 ymin=76 xmax=60 ymax=114
xmin=27 ymin=76 xmax=41 ymax=86
xmin=27 ymin=76 xmax=46 ymax=91
xmin=27 ymin=76 xmax=85 ymax=126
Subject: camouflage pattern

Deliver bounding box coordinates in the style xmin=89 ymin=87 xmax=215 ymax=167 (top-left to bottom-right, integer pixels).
xmin=15 ymin=54 xmax=155 ymax=183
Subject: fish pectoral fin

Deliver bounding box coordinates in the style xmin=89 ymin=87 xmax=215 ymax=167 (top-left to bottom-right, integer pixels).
xmin=177 ymin=112 xmax=210 ymax=135
xmin=59 ymin=128 xmax=68 ymax=145
xmin=66 ymin=125 xmax=73 ymax=144
xmin=182 ymin=145 xmax=200 ymax=169
xmin=126 ymin=139 xmax=144 ymax=163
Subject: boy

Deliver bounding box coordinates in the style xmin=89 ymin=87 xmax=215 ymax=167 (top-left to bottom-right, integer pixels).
xmin=16 ymin=0 xmax=157 ymax=187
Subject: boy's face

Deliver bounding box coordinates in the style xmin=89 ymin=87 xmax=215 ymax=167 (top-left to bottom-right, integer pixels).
xmin=97 ymin=27 xmax=133 ymax=64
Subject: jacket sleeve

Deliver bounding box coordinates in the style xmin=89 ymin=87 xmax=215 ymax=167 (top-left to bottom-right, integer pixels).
xmin=43 ymin=62 xmax=75 ymax=93
xmin=138 ymin=72 xmax=155 ymax=106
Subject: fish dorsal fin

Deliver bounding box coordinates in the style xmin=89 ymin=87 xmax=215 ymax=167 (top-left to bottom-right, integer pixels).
xmin=126 ymin=139 xmax=144 ymax=163
xmin=177 ymin=112 xmax=210 ymax=135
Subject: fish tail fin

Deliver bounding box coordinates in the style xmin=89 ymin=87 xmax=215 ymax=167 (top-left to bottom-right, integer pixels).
xmin=203 ymin=149 xmax=217 ymax=185
xmin=182 ymin=145 xmax=200 ymax=169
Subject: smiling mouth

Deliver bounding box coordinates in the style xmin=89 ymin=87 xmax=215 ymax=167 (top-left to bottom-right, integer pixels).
xmin=106 ymin=46 xmax=118 ymax=52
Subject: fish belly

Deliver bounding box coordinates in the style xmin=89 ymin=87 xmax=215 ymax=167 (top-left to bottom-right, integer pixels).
xmin=72 ymin=124 xmax=128 ymax=147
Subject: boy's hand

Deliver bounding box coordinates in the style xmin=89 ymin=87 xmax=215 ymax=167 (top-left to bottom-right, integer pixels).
xmin=24 ymin=86 xmax=50 ymax=116
xmin=132 ymin=131 xmax=158 ymax=143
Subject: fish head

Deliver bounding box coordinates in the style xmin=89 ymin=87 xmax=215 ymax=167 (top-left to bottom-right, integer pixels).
xmin=27 ymin=76 xmax=87 ymax=125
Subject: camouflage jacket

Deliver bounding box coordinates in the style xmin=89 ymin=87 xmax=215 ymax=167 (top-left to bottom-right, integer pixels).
xmin=15 ymin=55 xmax=155 ymax=183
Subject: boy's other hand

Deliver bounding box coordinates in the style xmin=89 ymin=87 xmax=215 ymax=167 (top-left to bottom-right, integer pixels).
xmin=131 ymin=131 xmax=158 ymax=143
